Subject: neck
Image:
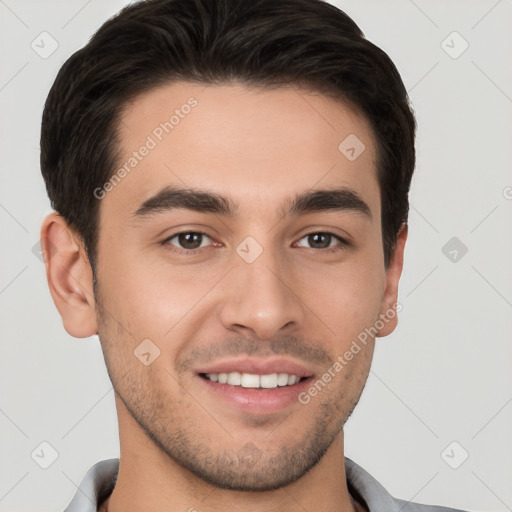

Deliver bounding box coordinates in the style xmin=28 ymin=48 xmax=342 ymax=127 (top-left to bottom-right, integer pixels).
xmin=102 ymin=399 xmax=361 ymax=512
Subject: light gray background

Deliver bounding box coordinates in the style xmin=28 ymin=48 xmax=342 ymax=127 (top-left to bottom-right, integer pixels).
xmin=1 ymin=1 xmax=511 ymax=511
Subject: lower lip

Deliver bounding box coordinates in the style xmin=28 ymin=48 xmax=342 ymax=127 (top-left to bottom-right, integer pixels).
xmin=197 ymin=375 xmax=313 ymax=414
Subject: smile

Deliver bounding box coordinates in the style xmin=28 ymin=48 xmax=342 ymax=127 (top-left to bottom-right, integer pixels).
xmin=201 ymin=372 xmax=304 ymax=389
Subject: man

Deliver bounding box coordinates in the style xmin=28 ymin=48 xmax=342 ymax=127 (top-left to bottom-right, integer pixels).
xmin=38 ymin=0 xmax=468 ymax=510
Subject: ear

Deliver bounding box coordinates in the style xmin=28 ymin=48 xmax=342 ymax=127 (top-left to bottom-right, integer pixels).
xmin=376 ymin=223 xmax=407 ymax=338
xmin=40 ymin=212 xmax=98 ymax=338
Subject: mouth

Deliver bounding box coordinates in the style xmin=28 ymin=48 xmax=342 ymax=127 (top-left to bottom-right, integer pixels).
xmin=195 ymin=358 xmax=315 ymax=414
xmin=199 ymin=372 xmax=308 ymax=389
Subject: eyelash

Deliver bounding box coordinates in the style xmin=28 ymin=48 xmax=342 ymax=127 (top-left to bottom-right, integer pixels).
xmin=161 ymin=231 xmax=349 ymax=256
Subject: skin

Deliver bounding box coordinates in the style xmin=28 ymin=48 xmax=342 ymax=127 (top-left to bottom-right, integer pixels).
xmin=41 ymin=82 xmax=407 ymax=512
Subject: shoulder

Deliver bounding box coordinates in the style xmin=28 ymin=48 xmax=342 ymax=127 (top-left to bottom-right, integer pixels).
xmin=344 ymin=457 xmax=470 ymax=512
xmin=393 ymin=497 xmax=470 ymax=512
xmin=62 ymin=458 xmax=119 ymax=512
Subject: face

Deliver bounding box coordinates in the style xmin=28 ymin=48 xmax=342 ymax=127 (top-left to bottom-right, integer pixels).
xmin=92 ymin=82 xmax=403 ymax=491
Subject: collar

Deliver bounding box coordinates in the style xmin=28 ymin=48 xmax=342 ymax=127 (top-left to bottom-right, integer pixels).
xmin=63 ymin=457 xmax=405 ymax=512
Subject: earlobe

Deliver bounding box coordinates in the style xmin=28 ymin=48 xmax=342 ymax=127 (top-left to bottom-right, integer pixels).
xmin=376 ymin=223 xmax=408 ymax=338
xmin=40 ymin=212 xmax=98 ymax=338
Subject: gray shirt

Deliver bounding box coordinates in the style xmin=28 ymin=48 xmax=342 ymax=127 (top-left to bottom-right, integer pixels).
xmin=63 ymin=457 xmax=468 ymax=512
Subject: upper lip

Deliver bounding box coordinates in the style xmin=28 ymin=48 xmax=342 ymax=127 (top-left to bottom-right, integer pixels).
xmin=196 ymin=357 xmax=315 ymax=378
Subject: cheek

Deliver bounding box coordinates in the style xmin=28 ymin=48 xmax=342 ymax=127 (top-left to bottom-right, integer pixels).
xmin=100 ymin=255 xmax=224 ymax=343
xmin=293 ymin=255 xmax=385 ymax=341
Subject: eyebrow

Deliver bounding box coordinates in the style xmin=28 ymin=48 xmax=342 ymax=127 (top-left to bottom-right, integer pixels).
xmin=132 ymin=185 xmax=372 ymax=221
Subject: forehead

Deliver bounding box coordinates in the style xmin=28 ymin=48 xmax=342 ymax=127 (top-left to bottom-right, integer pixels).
xmin=101 ymin=81 xmax=380 ymax=224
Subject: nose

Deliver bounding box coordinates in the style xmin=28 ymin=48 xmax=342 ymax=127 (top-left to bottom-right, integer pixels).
xmin=219 ymin=245 xmax=305 ymax=340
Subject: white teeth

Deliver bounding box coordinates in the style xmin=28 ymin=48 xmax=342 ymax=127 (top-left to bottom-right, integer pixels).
xmin=240 ymin=373 xmax=260 ymax=388
xmin=227 ymin=371 xmax=241 ymax=385
xmin=204 ymin=372 xmax=302 ymax=388
xmin=260 ymin=373 xmax=278 ymax=388
xmin=288 ymin=374 xmax=298 ymax=385
xmin=277 ymin=373 xmax=289 ymax=386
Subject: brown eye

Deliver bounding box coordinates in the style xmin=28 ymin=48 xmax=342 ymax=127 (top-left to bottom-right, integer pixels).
xmin=295 ymin=232 xmax=348 ymax=252
xmin=164 ymin=232 xmax=212 ymax=252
